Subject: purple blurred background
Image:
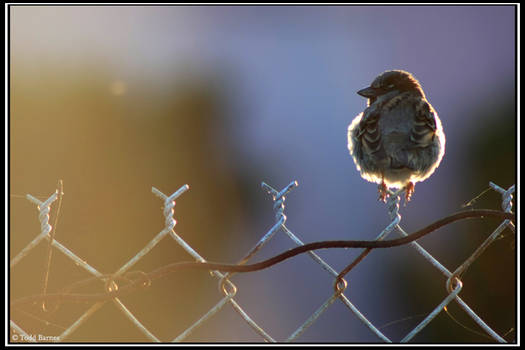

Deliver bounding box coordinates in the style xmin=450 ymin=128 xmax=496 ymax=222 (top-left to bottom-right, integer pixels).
xmin=10 ymin=5 xmax=516 ymax=343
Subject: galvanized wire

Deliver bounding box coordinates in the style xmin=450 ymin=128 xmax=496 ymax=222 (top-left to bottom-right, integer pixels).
xmin=10 ymin=181 xmax=515 ymax=343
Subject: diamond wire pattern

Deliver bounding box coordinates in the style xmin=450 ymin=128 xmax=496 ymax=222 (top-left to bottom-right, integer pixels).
xmin=9 ymin=181 xmax=515 ymax=342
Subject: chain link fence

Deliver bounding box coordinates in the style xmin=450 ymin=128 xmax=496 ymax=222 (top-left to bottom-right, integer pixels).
xmin=9 ymin=180 xmax=516 ymax=343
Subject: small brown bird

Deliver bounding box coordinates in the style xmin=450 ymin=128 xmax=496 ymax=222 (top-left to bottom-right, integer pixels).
xmin=347 ymin=70 xmax=445 ymax=202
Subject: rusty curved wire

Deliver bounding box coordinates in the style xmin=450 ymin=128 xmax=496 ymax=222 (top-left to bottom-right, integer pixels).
xmin=11 ymin=209 xmax=514 ymax=309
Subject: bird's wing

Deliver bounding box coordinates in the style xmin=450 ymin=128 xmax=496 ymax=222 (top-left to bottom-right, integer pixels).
xmin=409 ymin=98 xmax=437 ymax=146
xmin=357 ymin=108 xmax=381 ymax=153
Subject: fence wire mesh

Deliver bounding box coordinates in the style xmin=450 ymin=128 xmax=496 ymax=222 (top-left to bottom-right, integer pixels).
xmin=9 ymin=180 xmax=516 ymax=343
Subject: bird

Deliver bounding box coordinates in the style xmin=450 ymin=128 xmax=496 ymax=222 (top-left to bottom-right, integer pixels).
xmin=347 ymin=70 xmax=445 ymax=202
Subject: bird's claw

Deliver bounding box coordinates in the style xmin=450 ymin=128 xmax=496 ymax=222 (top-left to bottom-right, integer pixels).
xmin=405 ymin=182 xmax=415 ymax=202
xmin=378 ymin=182 xmax=388 ymax=203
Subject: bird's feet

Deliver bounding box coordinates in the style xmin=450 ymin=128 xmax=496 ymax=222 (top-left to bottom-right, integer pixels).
xmin=405 ymin=182 xmax=415 ymax=202
xmin=378 ymin=182 xmax=388 ymax=203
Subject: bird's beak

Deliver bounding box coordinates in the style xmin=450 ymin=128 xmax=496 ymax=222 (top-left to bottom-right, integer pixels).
xmin=357 ymin=86 xmax=381 ymax=98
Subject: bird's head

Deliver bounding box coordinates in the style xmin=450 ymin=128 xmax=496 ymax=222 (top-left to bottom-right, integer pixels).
xmin=357 ymin=70 xmax=425 ymax=105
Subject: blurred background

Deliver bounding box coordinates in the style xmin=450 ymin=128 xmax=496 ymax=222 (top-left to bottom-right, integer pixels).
xmin=9 ymin=5 xmax=516 ymax=343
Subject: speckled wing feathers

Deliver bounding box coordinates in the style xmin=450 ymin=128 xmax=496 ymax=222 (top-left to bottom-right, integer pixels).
xmin=357 ymin=94 xmax=438 ymax=153
xmin=357 ymin=110 xmax=381 ymax=153
xmin=410 ymin=98 xmax=437 ymax=146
